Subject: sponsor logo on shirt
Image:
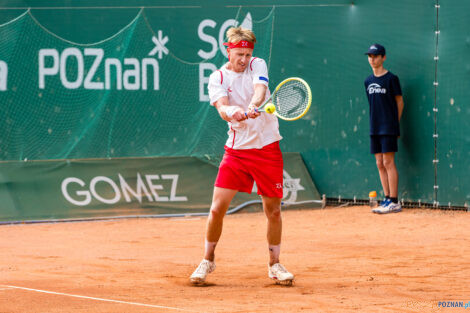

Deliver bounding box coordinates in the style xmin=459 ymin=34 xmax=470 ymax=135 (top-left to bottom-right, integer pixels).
xmin=367 ymin=83 xmax=386 ymax=94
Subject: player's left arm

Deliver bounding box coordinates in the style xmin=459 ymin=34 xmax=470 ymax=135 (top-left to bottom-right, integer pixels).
xmin=395 ymin=95 xmax=404 ymax=121
xmin=248 ymin=58 xmax=269 ymax=118
xmin=246 ymin=84 xmax=267 ymax=118
xmin=251 ymin=84 xmax=267 ymax=107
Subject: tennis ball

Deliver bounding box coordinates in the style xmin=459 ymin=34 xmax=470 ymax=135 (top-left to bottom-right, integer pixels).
xmin=265 ymin=103 xmax=276 ymax=114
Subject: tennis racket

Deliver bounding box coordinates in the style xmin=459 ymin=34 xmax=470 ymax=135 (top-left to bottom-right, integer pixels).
xmin=256 ymin=77 xmax=312 ymax=121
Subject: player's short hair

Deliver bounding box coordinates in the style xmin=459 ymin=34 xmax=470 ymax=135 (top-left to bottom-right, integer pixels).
xmin=226 ymin=27 xmax=256 ymax=44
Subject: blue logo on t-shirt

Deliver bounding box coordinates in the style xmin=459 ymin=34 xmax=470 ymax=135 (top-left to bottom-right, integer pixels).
xmin=367 ymin=83 xmax=386 ymax=94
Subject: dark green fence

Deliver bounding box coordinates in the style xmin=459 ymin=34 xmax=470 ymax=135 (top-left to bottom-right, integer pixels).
xmin=0 ymin=0 xmax=468 ymax=207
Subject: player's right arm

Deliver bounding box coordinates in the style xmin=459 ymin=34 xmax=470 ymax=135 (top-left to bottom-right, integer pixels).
xmin=208 ymin=70 xmax=247 ymax=122
xmin=213 ymin=97 xmax=247 ymax=122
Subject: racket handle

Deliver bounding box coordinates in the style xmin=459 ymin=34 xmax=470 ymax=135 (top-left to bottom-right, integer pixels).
xmin=244 ymin=108 xmax=261 ymax=117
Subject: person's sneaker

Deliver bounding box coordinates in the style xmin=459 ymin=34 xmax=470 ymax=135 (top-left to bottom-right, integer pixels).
xmin=374 ymin=201 xmax=402 ymax=214
xmin=268 ymin=263 xmax=294 ymax=285
xmin=190 ymin=259 xmax=216 ymax=284
xmin=372 ymin=198 xmax=391 ymax=213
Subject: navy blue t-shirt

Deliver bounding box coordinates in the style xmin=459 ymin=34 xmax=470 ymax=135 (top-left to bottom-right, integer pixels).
xmin=364 ymin=71 xmax=402 ymax=136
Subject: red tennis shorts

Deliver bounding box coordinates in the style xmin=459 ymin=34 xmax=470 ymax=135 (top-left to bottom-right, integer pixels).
xmin=215 ymin=141 xmax=284 ymax=198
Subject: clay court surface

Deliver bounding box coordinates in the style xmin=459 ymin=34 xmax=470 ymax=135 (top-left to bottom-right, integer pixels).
xmin=1 ymin=206 xmax=469 ymax=313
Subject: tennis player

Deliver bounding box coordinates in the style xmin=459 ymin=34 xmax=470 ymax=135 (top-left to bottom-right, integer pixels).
xmin=190 ymin=26 xmax=294 ymax=285
xmin=364 ymin=44 xmax=404 ymax=214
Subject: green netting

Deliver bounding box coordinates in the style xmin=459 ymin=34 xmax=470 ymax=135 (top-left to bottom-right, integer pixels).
xmin=0 ymin=8 xmax=274 ymax=161
xmin=1 ymin=1 xmax=469 ymax=206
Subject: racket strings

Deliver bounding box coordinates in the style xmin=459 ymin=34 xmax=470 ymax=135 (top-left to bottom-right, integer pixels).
xmin=274 ymin=80 xmax=309 ymax=119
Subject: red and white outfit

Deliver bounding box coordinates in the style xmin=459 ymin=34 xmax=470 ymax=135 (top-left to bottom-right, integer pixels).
xmin=208 ymin=57 xmax=283 ymax=198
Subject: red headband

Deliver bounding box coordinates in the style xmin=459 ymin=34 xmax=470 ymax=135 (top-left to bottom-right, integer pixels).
xmin=223 ymin=40 xmax=254 ymax=50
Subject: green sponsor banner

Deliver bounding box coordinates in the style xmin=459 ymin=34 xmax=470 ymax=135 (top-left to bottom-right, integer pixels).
xmin=0 ymin=153 xmax=321 ymax=222
xmin=3 ymin=2 xmax=466 ymax=205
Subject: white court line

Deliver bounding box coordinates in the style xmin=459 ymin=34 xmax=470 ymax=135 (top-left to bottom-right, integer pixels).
xmin=1 ymin=285 xmax=196 ymax=312
xmin=0 ymin=287 xmax=14 ymax=291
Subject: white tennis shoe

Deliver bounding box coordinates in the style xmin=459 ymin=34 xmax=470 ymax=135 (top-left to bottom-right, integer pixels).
xmin=374 ymin=201 xmax=402 ymax=214
xmin=372 ymin=198 xmax=391 ymax=213
xmin=190 ymin=259 xmax=216 ymax=284
xmin=268 ymin=263 xmax=294 ymax=285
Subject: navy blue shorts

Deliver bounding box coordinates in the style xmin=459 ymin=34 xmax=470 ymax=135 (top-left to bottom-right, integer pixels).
xmin=370 ymin=135 xmax=398 ymax=154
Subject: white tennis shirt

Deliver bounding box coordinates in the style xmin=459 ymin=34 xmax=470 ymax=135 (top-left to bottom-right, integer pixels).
xmin=208 ymin=57 xmax=282 ymax=150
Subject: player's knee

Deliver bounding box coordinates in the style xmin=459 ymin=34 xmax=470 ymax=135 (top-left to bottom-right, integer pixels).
xmin=266 ymin=207 xmax=281 ymax=221
xmin=209 ymin=206 xmax=226 ymax=221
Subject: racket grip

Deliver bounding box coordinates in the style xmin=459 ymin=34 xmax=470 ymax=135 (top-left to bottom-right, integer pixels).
xmin=244 ymin=108 xmax=260 ymax=117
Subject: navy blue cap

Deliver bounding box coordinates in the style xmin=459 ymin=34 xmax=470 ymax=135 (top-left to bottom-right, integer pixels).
xmin=365 ymin=44 xmax=386 ymax=56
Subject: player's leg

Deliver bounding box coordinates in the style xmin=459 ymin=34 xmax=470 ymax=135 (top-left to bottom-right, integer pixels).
xmin=262 ymin=196 xmax=294 ymax=285
xmin=190 ymin=187 xmax=237 ymax=284
xmin=205 ymin=187 xmax=238 ymax=260
xmin=204 ymin=149 xmax=252 ymax=260
xmin=191 ymin=148 xmax=251 ymax=284
xmin=262 ymin=195 xmax=282 ymax=265
xmin=245 ymin=141 xmax=293 ymax=284
xmin=250 ymin=142 xmax=284 ymax=266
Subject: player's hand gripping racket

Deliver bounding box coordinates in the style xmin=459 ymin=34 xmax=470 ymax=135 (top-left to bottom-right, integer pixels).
xmin=255 ymin=77 xmax=312 ymax=121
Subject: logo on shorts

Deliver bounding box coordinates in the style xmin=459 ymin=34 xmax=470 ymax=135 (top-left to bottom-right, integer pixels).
xmin=251 ymin=170 xmax=305 ymax=203
xmin=282 ymin=170 xmax=305 ymax=203
xmin=228 ymin=87 xmax=232 ymax=92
